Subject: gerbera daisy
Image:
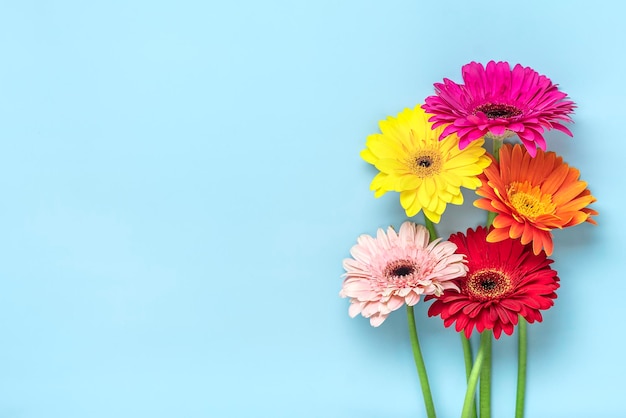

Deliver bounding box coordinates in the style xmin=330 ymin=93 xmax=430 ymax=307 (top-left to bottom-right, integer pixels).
xmin=475 ymin=143 xmax=597 ymax=255
xmin=361 ymin=105 xmax=491 ymax=223
xmin=423 ymin=61 xmax=575 ymax=157
xmin=427 ymin=226 xmax=560 ymax=339
xmin=340 ymin=222 xmax=467 ymax=327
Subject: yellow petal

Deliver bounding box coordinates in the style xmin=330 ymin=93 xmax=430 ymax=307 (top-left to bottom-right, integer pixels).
xmin=400 ymin=190 xmax=418 ymax=212
xmin=423 ymin=208 xmax=442 ymax=223
xmin=450 ymin=192 xmax=464 ymax=205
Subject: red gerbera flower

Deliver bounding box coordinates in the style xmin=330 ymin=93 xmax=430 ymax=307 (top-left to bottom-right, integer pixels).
xmin=427 ymin=226 xmax=559 ymax=339
xmin=423 ymin=61 xmax=575 ymax=157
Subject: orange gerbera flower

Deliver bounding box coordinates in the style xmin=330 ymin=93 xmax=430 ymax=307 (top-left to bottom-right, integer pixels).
xmin=475 ymin=144 xmax=597 ymax=255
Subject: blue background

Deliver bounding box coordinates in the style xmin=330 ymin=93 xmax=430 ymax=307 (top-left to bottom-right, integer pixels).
xmin=1 ymin=1 xmax=622 ymax=417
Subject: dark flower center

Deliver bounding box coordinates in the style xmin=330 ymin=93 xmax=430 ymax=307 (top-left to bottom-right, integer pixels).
xmin=466 ymin=268 xmax=512 ymax=301
xmin=384 ymin=259 xmax=418 ymax=280
xmin=393 ymin=265 xmax=414 ymax=276
xmin=417 ymin=157 xmax=432 ymax=168
xmin=474 ymin=103 xmax=522 ymax=119
xmin=480 ymin=279 xmax=497 ymax=291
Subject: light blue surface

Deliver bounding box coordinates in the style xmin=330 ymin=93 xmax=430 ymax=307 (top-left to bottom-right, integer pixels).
xmin=0 ymin=1 xmax=623 ymax=417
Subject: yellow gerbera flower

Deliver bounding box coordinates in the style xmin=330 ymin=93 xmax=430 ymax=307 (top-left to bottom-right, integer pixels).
xmin=361 ymin=105 xmax=491 ymax=223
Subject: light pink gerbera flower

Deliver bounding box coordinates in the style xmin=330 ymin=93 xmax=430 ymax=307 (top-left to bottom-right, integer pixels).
xmin=423 ymin=61 xmax=575 ymax=157
xmin=340 ymin=222 xmax=467 ymax=327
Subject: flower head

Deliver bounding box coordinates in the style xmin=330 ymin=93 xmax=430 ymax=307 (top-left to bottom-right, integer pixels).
xmin=340 ymin=222 xmax=467 ymax=327
xmin=427 ymin=227 xmax=559 ymax=339
xmin=423 ymin=61 xmax=575 ymax=157
xmin=361 ymin=105 xmax=491 ymax=223
xmin=474 ymin=143 xmax=597 ymax=255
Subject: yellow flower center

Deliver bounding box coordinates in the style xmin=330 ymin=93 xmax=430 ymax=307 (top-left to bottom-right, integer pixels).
xmin=407 ymin=149 xmax=442 ymax=178
xmin=507 ymin=181 xmax=556 ymax=220
xmin=466 ymin=268 xmax=512 ymax=301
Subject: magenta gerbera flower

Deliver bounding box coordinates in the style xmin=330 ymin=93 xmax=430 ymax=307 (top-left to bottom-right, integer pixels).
xmin=423 ymin=61 xmax=575 ymax=157
xmin=340 ymin=222 xmax=467 ymax=327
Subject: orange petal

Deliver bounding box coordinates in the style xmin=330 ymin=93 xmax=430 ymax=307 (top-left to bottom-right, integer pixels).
xmin=487 ymin=227 xmax=512 ymax=243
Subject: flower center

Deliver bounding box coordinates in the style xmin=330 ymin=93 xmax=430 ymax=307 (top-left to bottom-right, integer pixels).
xmin=384 ymin=259 xmax=417 ymax=279
xmin=474 ymin=103 xmax=522 ymax=119
xmin=466 ymin=268 xmax=512 ymax=301
xmin=393 ymin=265 xmax=414 ymax=276
xmin=418 ymin=158 xmax=432 ymax=168
xmin=408 ymin=149 xmax=442 ymax=178
xmin=507 ymin=181 xmax=556 ymax=220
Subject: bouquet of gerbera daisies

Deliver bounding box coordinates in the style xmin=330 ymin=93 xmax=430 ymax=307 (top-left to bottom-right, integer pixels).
xmin=340 ymin=61 xmax=597 ymax=418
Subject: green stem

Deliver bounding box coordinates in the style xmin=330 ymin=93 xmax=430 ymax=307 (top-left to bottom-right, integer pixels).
xmin=491 ymin=137 xmax=503 ymax=162
xmin=423 ymin=216 xmax=438 ymax=241
xmin=515 ymin=317 xmax=528 ymax=418
xmin=461 ymin=333 xmax=477 ymax=418
xmin=486 ymin=210 xmax=496 ymax=228
xmin=479 ymin=330 xmax=492 ymax=418
xmin=461 ymin=332 xmax=488 ymax=418
xmin=486 ymin=138 xmax=504 ymax=228
xmin=461 ymin=333 xmax=473 ymax=381
xmin=407 ymin=305 xmax=437 ymax=418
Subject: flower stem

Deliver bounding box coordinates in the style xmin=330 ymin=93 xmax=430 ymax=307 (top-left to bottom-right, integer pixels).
xmin=461 ymin=332 xmax=488 ymax=418
xmin=486 ymin=210 xmax=496 ymax=228
xmin=406 ymin=305 xmax=437 ymax=418
xmin=486 ymin=138 xmax=503 ymax=228
xmin=515 ymin=317 xmax=528 ymax=418
xmin=491 ymin=137 xmax=503 ymax=162
xmin=479 ymin=330 xmax=492 ymax=418
xmin=423 ymin=216 xmax=438 ymax=241
xmin=461 ymin=333 xmax=477 ymax=418
xmin=481 ymin=138 xmax=500 ymax=417
xmin=461 ymin=333 xmax=473 ymax=380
